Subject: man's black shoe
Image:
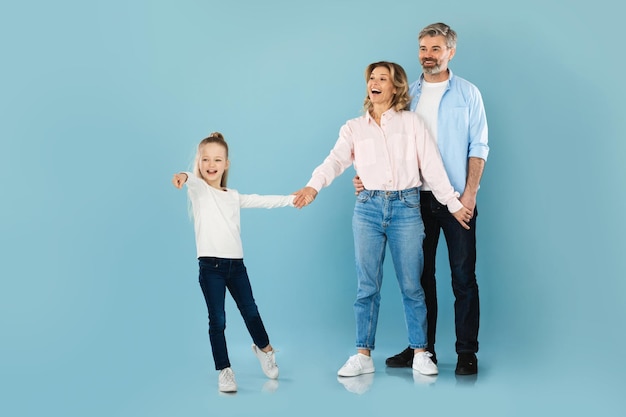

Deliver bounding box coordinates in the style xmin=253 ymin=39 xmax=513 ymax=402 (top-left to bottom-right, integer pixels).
xmin=455 ymin=353 xmax=478 ymax=375
xmin=385 ymin=346 xmax=413 ymax=367
xmin=385 ymin=346 xmax=438 ymax=367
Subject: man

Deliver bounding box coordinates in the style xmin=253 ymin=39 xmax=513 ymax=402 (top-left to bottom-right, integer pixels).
xmin=354 ymin=22 xmax=489 ymax=375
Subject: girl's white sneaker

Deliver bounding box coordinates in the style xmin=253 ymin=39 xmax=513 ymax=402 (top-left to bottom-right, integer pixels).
xmin=218 ymin=367 xmax=237 ymax=392
xmin=252 ymin=344 xmax=279 ymax=379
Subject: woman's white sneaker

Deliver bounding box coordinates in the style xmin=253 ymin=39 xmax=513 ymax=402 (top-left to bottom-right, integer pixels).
xmin=337 ymin=353 xmax=375 ymax=377
xmin=412 ymin=351 xmax=439 ymax=375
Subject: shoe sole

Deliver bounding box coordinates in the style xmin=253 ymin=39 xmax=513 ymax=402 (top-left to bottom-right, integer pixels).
xmin=413 ymin=368 xmax=439 ymax=376
xmin=385 ymin=360 xmax=412 ymax=368
xmin=337 ymin=368 xmax=375 ymax=377
xmin=455 ymin=368 xmax=478 ymax=375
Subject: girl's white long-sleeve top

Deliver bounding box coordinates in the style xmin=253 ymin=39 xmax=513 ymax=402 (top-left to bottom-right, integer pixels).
xmin=184 ymin=173 xmax=295 ymax=259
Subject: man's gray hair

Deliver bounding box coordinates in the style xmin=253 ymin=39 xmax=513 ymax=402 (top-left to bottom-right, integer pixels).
xmin=418 ymin=22 xmax=457 ymax=49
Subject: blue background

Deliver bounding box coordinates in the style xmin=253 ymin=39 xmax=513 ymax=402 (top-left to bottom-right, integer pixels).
xmin=1 ymin=0 xmax=625 ymax=416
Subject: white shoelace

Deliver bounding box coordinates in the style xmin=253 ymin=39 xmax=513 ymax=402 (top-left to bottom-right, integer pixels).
xmin=415 ymin=351 xmax=433 ymax=362
xmin=262 ymin=350 xmax=277 ymax=369
xmin=220 ymin=368 xmax=235 ymax=385
xmin=346 ymin=355 xmax=365 ymax=370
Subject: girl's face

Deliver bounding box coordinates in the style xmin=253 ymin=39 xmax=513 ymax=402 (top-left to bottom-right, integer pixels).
xmin=198 ymin=142 xmax=229 ymax=188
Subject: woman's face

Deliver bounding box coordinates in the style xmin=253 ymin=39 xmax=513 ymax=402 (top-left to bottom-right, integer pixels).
xmin=367 ymin=66 xmax=397 ymax=110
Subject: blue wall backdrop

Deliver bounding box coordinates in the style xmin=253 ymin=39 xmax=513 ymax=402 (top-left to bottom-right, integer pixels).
xmin=1 ymin=0 xmax=625 ymax=416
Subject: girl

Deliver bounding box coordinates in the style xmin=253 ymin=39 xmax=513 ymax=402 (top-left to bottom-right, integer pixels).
xmin=172 ymin=132 xmax=297 ymax=393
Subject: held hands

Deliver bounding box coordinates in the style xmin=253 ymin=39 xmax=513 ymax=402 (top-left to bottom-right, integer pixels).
xmin=455 ymin=191 xmax=478 ymax=229
xmin=459 ymin=192 xmax=477 ymax=218
xmin=172 ymin=173 xmax=188 ymax=189
xmin=452 ymin=204 xmax=473 ymax=230
xmin=292 ymin=186 xmax=318 ymax=209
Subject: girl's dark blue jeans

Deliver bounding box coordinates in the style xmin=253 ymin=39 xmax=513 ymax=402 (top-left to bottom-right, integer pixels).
xmin=198 ymin=257 xmax=270 ymax=370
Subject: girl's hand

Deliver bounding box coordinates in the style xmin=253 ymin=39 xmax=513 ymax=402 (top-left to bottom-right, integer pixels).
xmin=172 ymin=173 xmax=188 ymax=189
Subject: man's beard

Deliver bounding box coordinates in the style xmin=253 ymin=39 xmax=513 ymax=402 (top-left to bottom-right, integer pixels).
xmin=421 ymin=60 xmax=443 ymax=75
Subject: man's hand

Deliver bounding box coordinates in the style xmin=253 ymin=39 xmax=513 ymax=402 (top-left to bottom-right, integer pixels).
xmin=451 ymin=205 xmax=472 ymax=230
xmin=460 ymin=192 xmax=477 ymax=218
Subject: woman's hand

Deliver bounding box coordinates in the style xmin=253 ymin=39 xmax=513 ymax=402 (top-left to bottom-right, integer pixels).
xmin=353 ymin=175 xmax=365 ymax=195
xmin=451 ymin=205 xmax=472 ymax=230
xmin=292 ymin=186 xmax=318 ymax=209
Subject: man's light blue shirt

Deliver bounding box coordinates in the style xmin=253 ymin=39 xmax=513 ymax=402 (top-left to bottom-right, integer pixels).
xmin=409 ymin=70 xmax=489 ymax=194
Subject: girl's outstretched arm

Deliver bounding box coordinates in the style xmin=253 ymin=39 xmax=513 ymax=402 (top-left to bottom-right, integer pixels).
xmin=172 ymin=173 xmax=188 ymax=189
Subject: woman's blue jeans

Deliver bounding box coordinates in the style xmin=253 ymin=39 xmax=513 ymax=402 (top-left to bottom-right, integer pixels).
xmin=352 ymin=188 xmax=427 ymax=350
xmin=198 ymin=257 xmax=270 ymax=370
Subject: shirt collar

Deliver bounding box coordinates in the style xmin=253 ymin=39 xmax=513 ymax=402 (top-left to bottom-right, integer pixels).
xmin=417 ymin=68 xmax=455 ymax=88
xmin=365 ymin=107 xmax=399 ymax=123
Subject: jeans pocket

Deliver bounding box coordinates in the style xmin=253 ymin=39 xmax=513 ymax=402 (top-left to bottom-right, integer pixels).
xmin=356 ymin=191 xmax=371 ymax=204
xmin=199 ymin=257 xmax=220 ymax=270
xmin=402 ymin=193 xmax=420 ymax=208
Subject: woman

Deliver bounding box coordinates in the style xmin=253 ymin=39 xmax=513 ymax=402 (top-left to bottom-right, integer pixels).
xmin=293 ymin=62 xmax=471 ymax=377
